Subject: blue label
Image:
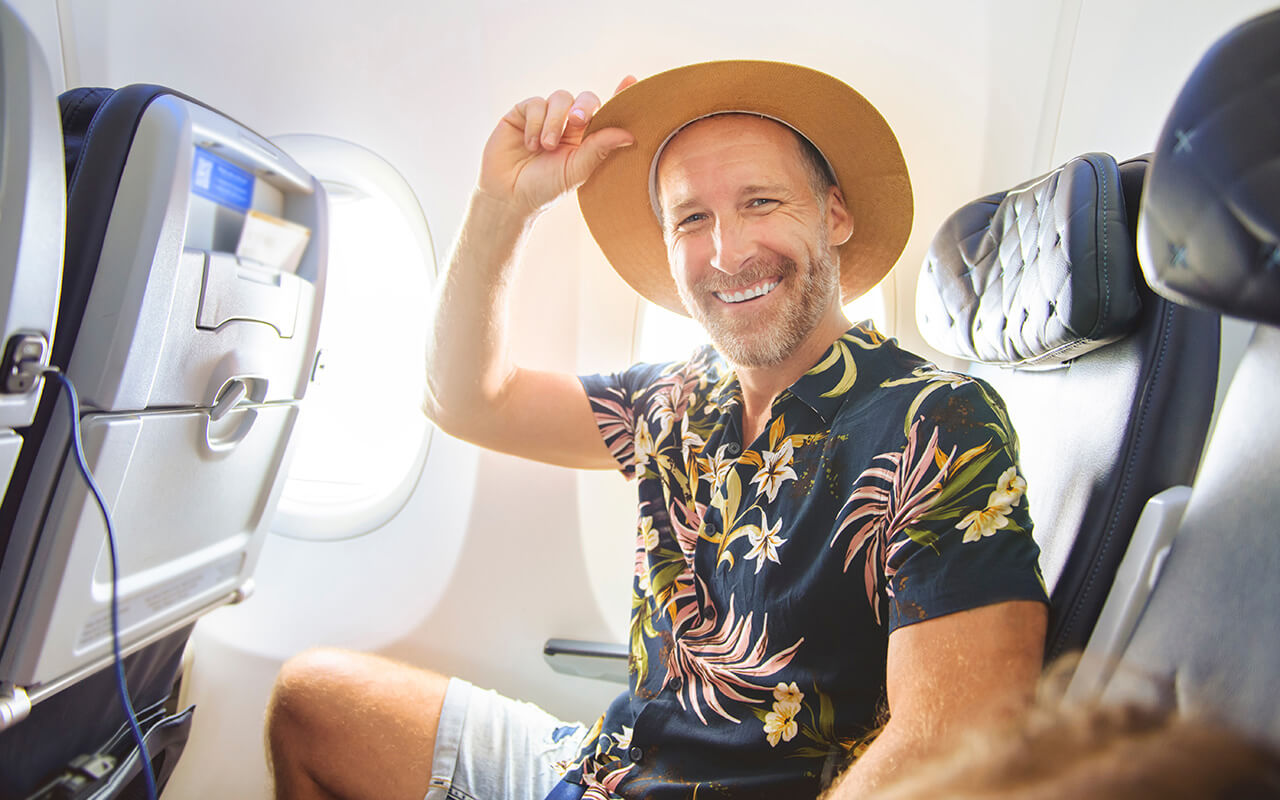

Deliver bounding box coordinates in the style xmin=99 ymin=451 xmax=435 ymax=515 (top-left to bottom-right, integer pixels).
xmin=191 ymin=147 xmax=254 ymax=212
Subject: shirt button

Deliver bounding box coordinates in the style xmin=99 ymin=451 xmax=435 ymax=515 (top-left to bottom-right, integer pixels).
xmin=725 ymin=442 xmax=741 ymax=455
xmin=629 ymin=745 xmax=644 ymax=762
xmin=670 ymin=676 xmax=683 ymax=691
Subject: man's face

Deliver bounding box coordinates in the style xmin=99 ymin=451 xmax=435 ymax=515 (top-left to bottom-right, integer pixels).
xmin=655 ymin=115 xmax=850 ymax=369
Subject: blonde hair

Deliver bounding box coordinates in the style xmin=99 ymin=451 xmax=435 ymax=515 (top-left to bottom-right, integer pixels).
xmin=864 ymin=701 xmax=1280 ymax=800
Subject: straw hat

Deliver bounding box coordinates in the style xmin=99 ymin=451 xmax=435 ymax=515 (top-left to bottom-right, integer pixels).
xmin=577 ymin=60 xmax=913 ymax=317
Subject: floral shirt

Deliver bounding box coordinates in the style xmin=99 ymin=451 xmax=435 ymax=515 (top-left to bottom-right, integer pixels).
xmin=565 ymin=323 xmax=1047 ymax=799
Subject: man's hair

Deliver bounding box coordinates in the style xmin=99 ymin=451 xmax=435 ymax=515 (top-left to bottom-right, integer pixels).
xmin=654 ymin=114 xmax=840 ymax=225
xmin=860 ymin=701 xmax=1280 ymax=800
xmin=790 ymin=127 xmax=838 ymax=202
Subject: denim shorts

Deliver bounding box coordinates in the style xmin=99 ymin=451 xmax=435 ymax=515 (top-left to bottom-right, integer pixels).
xmin=424 ymin=678 xmax=590 ymax=800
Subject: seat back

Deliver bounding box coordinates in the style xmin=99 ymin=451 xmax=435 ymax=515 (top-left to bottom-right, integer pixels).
xmin=917 ymin=152 xmax=1219 ymax=660
xmin=0 ymin=0 xmax=61 ymax=519
xmin=0 ymin=0 xmax=63 ymax=743
xmin=0 ymin=44 xmax=327 ymax=795
xmin=1075 ymin=7 xmax=1280 ymax=745
xmin=0 ymin=81 xmax=327 ymax=691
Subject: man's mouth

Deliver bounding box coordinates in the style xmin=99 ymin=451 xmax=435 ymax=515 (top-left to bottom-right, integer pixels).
xmin=713 ymin=279 xmax=780 ymax=305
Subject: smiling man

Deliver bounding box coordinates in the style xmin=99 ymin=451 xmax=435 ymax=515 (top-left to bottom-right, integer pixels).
xmin=266 ymin=61 xmax=1048 ymax=800
xmin=655 ymin=113 xmax=853 ymax=431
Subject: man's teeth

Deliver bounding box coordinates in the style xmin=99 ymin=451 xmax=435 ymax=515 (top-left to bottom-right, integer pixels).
xmin=716 ymin=281 xmax=779 ymax=304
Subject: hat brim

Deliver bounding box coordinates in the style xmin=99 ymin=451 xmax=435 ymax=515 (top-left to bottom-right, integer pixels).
xmin=577 ymin=60 xmax=913 ymax=317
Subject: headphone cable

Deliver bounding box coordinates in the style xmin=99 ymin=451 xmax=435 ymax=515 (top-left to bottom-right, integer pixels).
xmin=43 ymin=367 xmax=158 ymax=800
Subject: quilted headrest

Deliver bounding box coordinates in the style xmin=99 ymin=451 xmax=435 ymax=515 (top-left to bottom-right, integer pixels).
xmin=1138 ymin=8 xmax=1280 ymax=326
xmin=918 ymin=153 xmax=1144 ymax=368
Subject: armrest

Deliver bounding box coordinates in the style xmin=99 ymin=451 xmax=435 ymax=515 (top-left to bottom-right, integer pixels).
xmin=543 ymin=639 xmax=629 ymax=685
xmin=1064 ymin=486 xmax=1191 ymax=701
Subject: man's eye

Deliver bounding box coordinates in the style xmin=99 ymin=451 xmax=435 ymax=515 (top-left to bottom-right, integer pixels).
xmin=677 ymin=212 xmax=707 ymax=228
xmin=748 ymin=198 xmax=778 ymax=209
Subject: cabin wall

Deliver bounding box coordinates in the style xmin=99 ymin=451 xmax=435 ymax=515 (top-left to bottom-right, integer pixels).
xmin=4 ymin=1 xmax=1275 ymax=798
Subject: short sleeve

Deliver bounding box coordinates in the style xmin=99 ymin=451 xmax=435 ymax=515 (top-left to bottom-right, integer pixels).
xmin=882 ymin=379 xmax=1048 ymax=632
xmin=579 ymin=362 xmax=674 ymax=478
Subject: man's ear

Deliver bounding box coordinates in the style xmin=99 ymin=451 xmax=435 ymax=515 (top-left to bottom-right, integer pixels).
xmin=826 ymin=185 xmax=854 ymax=247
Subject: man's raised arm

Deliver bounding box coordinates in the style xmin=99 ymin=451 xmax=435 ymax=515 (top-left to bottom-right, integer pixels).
xmin=424 ymin=82 xmax=636 ymax=469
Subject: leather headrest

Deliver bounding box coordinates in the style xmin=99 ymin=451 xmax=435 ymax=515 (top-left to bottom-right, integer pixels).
xmin=1138 ymin=8 xmax=1280 ymax=326
xmin=918 ymin=153 xmax=1144 ymax=368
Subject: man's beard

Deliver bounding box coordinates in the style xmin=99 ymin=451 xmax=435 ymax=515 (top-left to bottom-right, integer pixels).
xmin=677 ymin=245 xmax=840 ymax=369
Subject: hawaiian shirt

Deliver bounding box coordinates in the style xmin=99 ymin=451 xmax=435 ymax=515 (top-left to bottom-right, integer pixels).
xmin=565 ymin=322 xmax=1047 ymax=799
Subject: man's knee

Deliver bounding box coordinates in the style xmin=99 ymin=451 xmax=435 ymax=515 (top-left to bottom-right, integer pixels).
xmin=268 ymin=648 xmax=353 ymax=749
xmin=267 ymin=647 xmax=450 ymax=748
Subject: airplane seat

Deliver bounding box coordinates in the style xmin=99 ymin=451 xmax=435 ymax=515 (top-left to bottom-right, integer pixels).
xmin=1065 ymin=7 xmax=1280 ymax=745
xmin=916 ymin=151 xmax=1220 ymax=662
xmin=0 ymin=4 xmax=62 ymax=507
xmin=0 ymin=45 xmax=328 ymax=797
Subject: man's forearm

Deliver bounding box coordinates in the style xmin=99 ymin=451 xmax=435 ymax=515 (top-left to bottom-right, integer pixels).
xmin=822 ymin=720 xmax=927 ymax=799
xmin=423 ymin=189 xmax=535 ymax=431
xmin=827 ymin=601 xmax=1047 ymax=798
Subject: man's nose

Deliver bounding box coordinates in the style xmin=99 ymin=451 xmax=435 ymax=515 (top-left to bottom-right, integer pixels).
xmin=711 ymin=218 xmax=754 ymax=274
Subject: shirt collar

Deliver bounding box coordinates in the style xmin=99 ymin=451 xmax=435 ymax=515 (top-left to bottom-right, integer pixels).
xmin=701 ymin=322 xmax=890 ymax=425
xmin=777 ymin=321 xmax=890 ymax=424
xmin=706 ymin=357 xmax=741 ymax=408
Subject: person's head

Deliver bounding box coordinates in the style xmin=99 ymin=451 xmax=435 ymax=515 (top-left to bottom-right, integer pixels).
xmin=863 ymin=701 xmax=1280 ymax=800
xmin=652 ymin=113 xmax=852 ymax=367
xmin=577 ymin=60 xmax=913 ymax=361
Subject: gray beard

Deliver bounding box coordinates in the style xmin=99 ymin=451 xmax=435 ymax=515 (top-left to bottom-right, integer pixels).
xmin=678 ymin=248 xmax=840 ymax=369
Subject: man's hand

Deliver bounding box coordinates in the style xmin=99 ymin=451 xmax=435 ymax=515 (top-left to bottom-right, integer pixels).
xmin=478 ymin=77 xmax=637 ymax=218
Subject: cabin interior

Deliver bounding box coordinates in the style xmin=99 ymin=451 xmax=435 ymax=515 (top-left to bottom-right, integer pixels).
xmin=0 ymin=0 xmax=1277 ymax=797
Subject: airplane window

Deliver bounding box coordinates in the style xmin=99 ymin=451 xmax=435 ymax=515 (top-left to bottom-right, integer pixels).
xmin=631 ymin=287 xmax=889 ymax=364
xmin=632 ymin=302 xmax=709 ymax=363
xmin=844 ymin=288 xmax=890 ymax=336
xmin=268 ymin=135 xmax=435 ymax=541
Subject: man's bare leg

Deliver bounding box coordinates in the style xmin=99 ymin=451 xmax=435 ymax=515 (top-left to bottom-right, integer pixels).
xmin=266 ymin=648 xmax=450 ymax=800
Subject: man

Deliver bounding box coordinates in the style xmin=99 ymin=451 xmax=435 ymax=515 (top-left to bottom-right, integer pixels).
xmin=267 ymin=61 xmax=1048 ymax=800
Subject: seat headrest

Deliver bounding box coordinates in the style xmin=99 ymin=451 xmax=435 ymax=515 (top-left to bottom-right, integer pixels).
xmin=917 ymin=153 xmax=1144 ymax=368
xmin=1138 ymin=9 xmax=1280 ymax=326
